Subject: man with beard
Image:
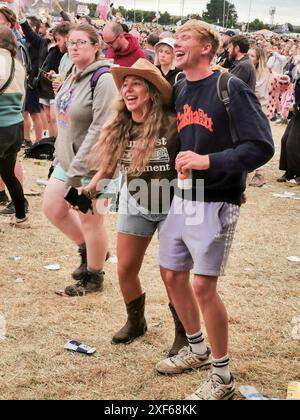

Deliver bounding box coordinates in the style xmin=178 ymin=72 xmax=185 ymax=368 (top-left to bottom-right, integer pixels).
xmin=216 ymin=29 xmax=235 ymax=69
xmin=102 ymin=21 xmax=145 ymax=67
xmin=228 ymin=35 xmax=256 ymax=91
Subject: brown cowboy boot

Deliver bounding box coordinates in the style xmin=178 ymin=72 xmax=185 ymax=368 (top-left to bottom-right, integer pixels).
xmin=111 ymin=293 xmax=147 ymax=344
xmin=168 ymin=302 xmax=188 ymax=357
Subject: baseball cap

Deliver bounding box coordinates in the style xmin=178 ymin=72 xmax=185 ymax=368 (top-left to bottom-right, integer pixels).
xmin=155 ymin=37 xmax=175 ymax=50
xmin=0 ymin=6 xmax=17 ymax=29
xmin=76 ymin=14 xmax=92 ymax=24
xmin=222 ymin=29 xmax=236 ymax=37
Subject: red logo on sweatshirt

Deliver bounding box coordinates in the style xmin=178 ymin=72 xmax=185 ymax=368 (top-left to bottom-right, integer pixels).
xmin=177 ymin=104 xmax=214 ymax=134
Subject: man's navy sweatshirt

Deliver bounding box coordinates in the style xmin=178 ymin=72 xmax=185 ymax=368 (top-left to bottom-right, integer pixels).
xmin=174 ymin=71 xmax=275 ymax=205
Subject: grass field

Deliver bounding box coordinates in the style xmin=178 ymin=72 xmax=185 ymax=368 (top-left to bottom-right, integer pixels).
xmin=0 ymin=123 xmax=299 ymax=400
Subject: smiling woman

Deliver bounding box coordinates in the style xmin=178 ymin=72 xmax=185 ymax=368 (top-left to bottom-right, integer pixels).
xmin=82 ymin=59 xmax=186 ymax=354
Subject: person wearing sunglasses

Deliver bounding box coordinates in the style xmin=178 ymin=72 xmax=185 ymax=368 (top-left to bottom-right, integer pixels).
xmin=102 ymin=21 xmax=145 ymax=67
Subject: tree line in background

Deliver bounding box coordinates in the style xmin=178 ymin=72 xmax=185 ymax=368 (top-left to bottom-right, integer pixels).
xmin=62 ymin=0 xmax=300 ymax=33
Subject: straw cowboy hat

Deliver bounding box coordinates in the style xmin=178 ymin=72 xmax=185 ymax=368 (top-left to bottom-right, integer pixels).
xmin=111 ymin=58 xmax=172 ymax=105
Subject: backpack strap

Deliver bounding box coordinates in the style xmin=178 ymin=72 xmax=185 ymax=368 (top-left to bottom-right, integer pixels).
xmin=217 ymin=72 xmax=239 ymax=144
xmin=18 ymin=42 xmax=32 ymax=77
xmin=90 ymin=66 xmax=110 ymax=100
xmin=0 ymin=57 xmax=15 ymax=95
xmin=173 ymin=77 xmax=187 ymax=102
xmin=174 ymin=71 xmax=185 ymax=85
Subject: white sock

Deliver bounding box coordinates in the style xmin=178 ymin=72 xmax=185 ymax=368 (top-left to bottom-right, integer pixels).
xmin=187 ymin=331 xmax=207 ymax=355
xmin=212 ymin=355 xmax=231 ymax=384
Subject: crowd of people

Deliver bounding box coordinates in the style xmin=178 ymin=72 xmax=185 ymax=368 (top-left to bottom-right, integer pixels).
xmin=0 ymin=0 xmax=299 ymax=400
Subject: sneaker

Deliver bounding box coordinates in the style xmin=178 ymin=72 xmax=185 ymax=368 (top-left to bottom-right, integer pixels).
xmin=0 ymin=191 xmax=9 ymax=206
xmin=187 ymin=373 xmax=236 ymax=400
xmin=0 ymin=199 xmax=29 ymax=216
xmin=287 ymin=178 xmax=300 ymax=187
xmin=156 ymin=346 xmax=211 ymax=375
xmin=9 ymin=216 xmax=30 ymax=229
xmin=64 ymin=270 xmax=105 ymax=297
xmin=248 ymin=172 xmax=266 ymax=188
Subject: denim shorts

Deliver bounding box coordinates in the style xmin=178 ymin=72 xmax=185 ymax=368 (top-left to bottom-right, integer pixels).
xmin=117 ymin=188 xmax=166 ymax=237
xmin=51 ymin=164 xmax=119 ymax=198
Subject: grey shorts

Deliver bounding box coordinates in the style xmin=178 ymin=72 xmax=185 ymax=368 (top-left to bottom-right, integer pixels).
xmin=159 ymin=196 xmax=240 ymax=277
xmin=117 ymin=189 xmax=166 ymax=237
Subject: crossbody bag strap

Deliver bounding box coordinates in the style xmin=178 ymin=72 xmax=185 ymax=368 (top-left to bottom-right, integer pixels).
xmin=0 ymin=56 xmax=15 ymax=95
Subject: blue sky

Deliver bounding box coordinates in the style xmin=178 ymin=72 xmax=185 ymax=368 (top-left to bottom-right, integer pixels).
xmin=109 ymin=0 xmax=300 ymax=25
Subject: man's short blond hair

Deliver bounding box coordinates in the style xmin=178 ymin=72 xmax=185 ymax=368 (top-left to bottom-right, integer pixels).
xmin=177 ymin=20 xmax=220 ymax=60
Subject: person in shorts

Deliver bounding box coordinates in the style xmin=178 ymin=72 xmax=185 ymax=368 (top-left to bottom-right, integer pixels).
xmin=82 ymin=59 xmax=187 ymax=355
xmin=42 ymin=24 xmax=117 ymax=296
xmin=155 ymin=20 xmax=275 ymax=400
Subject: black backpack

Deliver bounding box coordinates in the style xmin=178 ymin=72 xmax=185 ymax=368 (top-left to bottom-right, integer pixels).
xmin=174 ymin=71 xmax=239 ymax=144
xmin=24 ymin=137 xmax=55 ymax=160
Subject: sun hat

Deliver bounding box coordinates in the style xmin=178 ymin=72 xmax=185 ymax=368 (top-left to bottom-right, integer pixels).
xmin=155 ymin=37 xmax=175 ymax=50
xmin=110 ymin=58 xmax=172 ymax=105
xmin=0 ymin=6 xmax=16 ymax=29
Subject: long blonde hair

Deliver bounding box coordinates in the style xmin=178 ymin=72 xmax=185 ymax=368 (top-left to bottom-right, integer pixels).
xmin=253 ymin=47 xmax=269 ymax=80
xmin=89 ymin=79 xmax=164 ymax=176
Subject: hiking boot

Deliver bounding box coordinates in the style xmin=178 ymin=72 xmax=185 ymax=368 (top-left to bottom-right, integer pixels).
xmin=64 ymin=270 xmax=104 ymax=297
xmin=0 ymin=199 xmax=29 ymax=216
xmin=187 ymin=373 xmax=236 ymax=400
xmin=168 ymin=303 xmax=188 ymax=357
xmin=156 ymin=346 xmax=211 ymax=375
xmin=0 ymin=191 xmax=9 ymax=206
xmin=277 ymin=172 xmax=289 ymax=183
xmin=9 ymin=216 xmax=30 ymax=229
xmin=249 ymin=172 xmax=266 ymax=188
xmin=72 ymin=249 xmax=111 ymax=281
xmin=111 ymin=293 xmax=147 ymax=344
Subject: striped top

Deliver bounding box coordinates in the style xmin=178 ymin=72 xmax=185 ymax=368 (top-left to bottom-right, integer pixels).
xmin=0 ymin=48 xmax=25 ymax=128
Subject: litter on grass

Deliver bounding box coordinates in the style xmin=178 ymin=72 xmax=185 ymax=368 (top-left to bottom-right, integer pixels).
xmin=36 ymin=179 xmax=48 ymax=187
xmin=44 ymin=264 xmax=62 ymax=271
xmin=64 ymin=340 xmax=96 ymax=355
xmin=8 ymin=256 xmax=21 ymax=262
xmin=272 ymin=192 xmax=300 ymax=200
xmin=291 ymin=316 xmax=300 ymax=340
xmin=239 ymin=385 xmax=278 ymax=400
xmin=287 ymin=382 xmax=300 ymax=400
xmin=287 ymin=256 xmax=300 ymax=263
xmin=108 ymin=255 xmax=118 ymax=264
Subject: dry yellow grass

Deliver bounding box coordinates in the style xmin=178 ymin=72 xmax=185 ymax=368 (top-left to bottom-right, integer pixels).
xmin=0 ymin=124 xmax=299 ymax=400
